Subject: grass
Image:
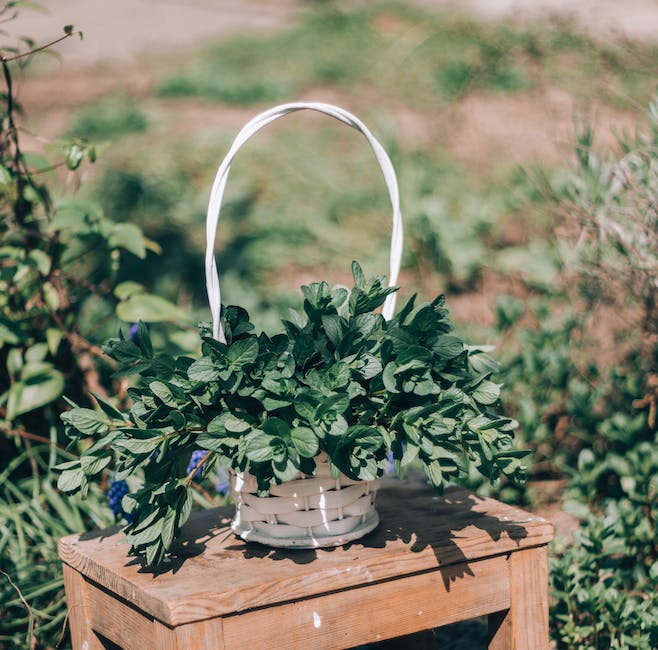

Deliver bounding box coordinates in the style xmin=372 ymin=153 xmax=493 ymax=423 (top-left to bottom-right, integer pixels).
xmin=155 ymin=5 xmax=657 ymax=109
xmin=0 ymin=446 xmax=114 ymax=648
xmin=67 ymin=94 xmax=149 ymax=140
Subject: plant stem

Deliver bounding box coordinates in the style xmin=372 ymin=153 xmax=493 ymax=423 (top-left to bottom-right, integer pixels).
xmin=0 ymin=569 xmax=36 ymax=650
xmin=0 ymin=30 xmax=77 ymax=63
xmin=0 ymin=426 xmax=68 ymax=451
xmin=184 ymin=450 xmax=214 ymax=486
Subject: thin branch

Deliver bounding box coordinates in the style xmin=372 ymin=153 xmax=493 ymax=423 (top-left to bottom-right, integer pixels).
xmin=0 ymin=569 xmax=36 ymax=650
xmin=29 ymin=160 xmax=68 ymax=175
xmin=0 ymin=426 xmax=68 ymax=451
xmin=0 ymin=30 xmax=77 ymax=63
xmin=184 ymin=450 xmax=214 ymax=486
xmin=49 ymin=309 xmax=115 ymax=364
xmin=54 ymin=605 xmax=70 ymax=649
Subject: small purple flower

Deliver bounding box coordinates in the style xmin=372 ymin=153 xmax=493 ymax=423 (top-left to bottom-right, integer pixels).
xmin=128 ymin=322 xmax=140 ymax=343
xmin=215 ymin=467 xmax=230 ymax=496
xmin=107 ymin=479 xmax=133 ymax=522
xmin=187 ymin=449 xmax=208 ymax=480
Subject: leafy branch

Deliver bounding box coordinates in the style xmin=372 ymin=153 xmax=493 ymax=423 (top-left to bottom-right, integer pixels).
xmin=0 ymin=24 xmax=81 ymax=63
xmin=57 ymin=262 xmax=527 ymax=566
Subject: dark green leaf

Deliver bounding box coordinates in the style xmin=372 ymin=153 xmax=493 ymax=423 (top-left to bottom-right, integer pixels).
xmin=432 ymin=335 xmax=464 ymax=359
xmin=321 ymin=314 xmax=343 ymax=347
xmin=57 ymin=466 xmax=85 ymax=493
xmin=227 ymin=338 xmax=259 ymax=367
xmin=472 ymin=380 xmax=501 ymax=405
xmin=114 ymin=434 xmax=161 ymax=455
xmin=261 ymin=417 xmax=289 ymax=438
xmin=80 ymin=454 xmax=112 ymax=476
xmin=351 ymin=260 xmax=366 ymax=288
xmin=244 ymin=431 xmax=275 ymax=462
xmin=149 ymin=381 xmax=178 ymax=407
xmin=90 ymin=392 xmax=125 ymax=421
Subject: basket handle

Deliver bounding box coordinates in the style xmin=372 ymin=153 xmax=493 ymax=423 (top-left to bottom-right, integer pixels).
xmin=205 ymin=102 xmax=404 ymax=342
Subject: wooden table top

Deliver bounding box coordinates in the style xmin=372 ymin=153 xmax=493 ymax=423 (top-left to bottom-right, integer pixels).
xmin=58 ymin=476 xmax=553 ymax=627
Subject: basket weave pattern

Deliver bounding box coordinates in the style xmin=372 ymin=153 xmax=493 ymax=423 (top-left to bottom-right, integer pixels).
xmin=230 ymin=454 xmax=380 ymax=548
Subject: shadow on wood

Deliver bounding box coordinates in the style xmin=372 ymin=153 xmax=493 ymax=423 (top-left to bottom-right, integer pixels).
xmin=196 ymin=474 xmax=530 ymax=592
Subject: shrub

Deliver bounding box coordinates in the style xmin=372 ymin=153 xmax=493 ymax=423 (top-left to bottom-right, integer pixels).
xmin=0 ymin=14 xmax=184 ymax=648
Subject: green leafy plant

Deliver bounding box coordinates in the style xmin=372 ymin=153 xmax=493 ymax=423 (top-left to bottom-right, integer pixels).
xmin=557 ymin=98 xmax=658 ymax=335
xmin=0 ymin=8 xmax=193 ymax=647
xmin=551 ymin=509 xmax=658 ymax=649
xmin=58 ymin=262 xmax=527 ymax=566
xmin=491 ymin=95 xmax=658 ymax=648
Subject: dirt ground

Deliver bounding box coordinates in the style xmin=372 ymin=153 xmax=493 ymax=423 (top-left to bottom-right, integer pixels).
xmin=15 ymin=0 xmax=658 ymax=68
xmin=13 ymin=0 xmax=651 ymax=161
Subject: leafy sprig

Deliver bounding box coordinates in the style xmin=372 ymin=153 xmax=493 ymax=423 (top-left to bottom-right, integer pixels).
xmin=57 ymin=262 xmax=527 ymax=566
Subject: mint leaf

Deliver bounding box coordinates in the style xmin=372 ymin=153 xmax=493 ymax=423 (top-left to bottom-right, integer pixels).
xmin=290 ymin=427 xmax=319 ymax=457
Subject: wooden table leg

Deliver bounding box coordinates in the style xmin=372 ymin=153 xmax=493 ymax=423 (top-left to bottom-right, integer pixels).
xmin=487 ymin=546 xmax=549 ymax=650
xmin=63 ymin=565 xmax=104 ymax=650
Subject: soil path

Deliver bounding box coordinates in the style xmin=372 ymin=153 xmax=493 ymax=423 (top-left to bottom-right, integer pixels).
xmin=13 ymin=0 xmax=297 ymax=66
xmin=13 ymin=0 xmax=658 ymax=70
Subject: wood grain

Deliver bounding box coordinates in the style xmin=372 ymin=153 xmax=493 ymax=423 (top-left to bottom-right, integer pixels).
xmin=154 ymin=619 xmax=225 ymax=650
xmin=220 ymin=554 xmax=510 ymax=650
xmin=487 ymin=545 xmax=550 ymax=649
xmin=59 ymin=478 xmax=552 ymax=627
xmin=85 ymin=579 xmax=153 ymax=648
xmin=509 ymin=546 xmax=550 ymax=649
xmin=62 ymin=565 xmax=103 ymax=650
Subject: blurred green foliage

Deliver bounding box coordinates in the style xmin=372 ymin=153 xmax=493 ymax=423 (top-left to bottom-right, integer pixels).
xmin=157 ymin=5 xmax=657 ymax=108
xmin=0 ymin=9 xmax=196 ymax=648
xmin=66 ymin=95 xmax=149 ymax=141
xmin=487 ymin=100 xmax=658 ymax=645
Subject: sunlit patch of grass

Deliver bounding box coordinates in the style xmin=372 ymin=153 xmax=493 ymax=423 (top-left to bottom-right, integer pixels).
xmin=67 ymin=94 xmax=149 ymax=140
xmin=156 ymin=4 xmax=657 ymax=110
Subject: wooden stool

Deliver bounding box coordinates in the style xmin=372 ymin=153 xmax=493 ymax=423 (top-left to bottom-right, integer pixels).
xmin=59 ymin=476 xmax=553 ymax=649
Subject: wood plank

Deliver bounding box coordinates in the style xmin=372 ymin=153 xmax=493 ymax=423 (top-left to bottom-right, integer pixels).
xmin=487 ymin=545 xmax=550 ymax=649
xmin=58 ymin=478 xmax=552 ymax=626
xmin=508 ymin=546 xmax=550 ymax=649
xmin=84 ymin=578 xmax=154 ymax=648
xmin=154 ymin=619 xmax=226 ymax=650
xmin=62 ymin=565 xmax=104 ymax=650
xmin=153 ymin=621 xmax=179 ymax=650
xmin=221 ymin=555 xmax=510 ymax=650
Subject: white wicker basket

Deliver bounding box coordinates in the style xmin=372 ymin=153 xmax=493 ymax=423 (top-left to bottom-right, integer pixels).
xmin=230 ymin=453 xmax=380 ymax=548
xmin=204 ymin=102 xmax=404 ymax=548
